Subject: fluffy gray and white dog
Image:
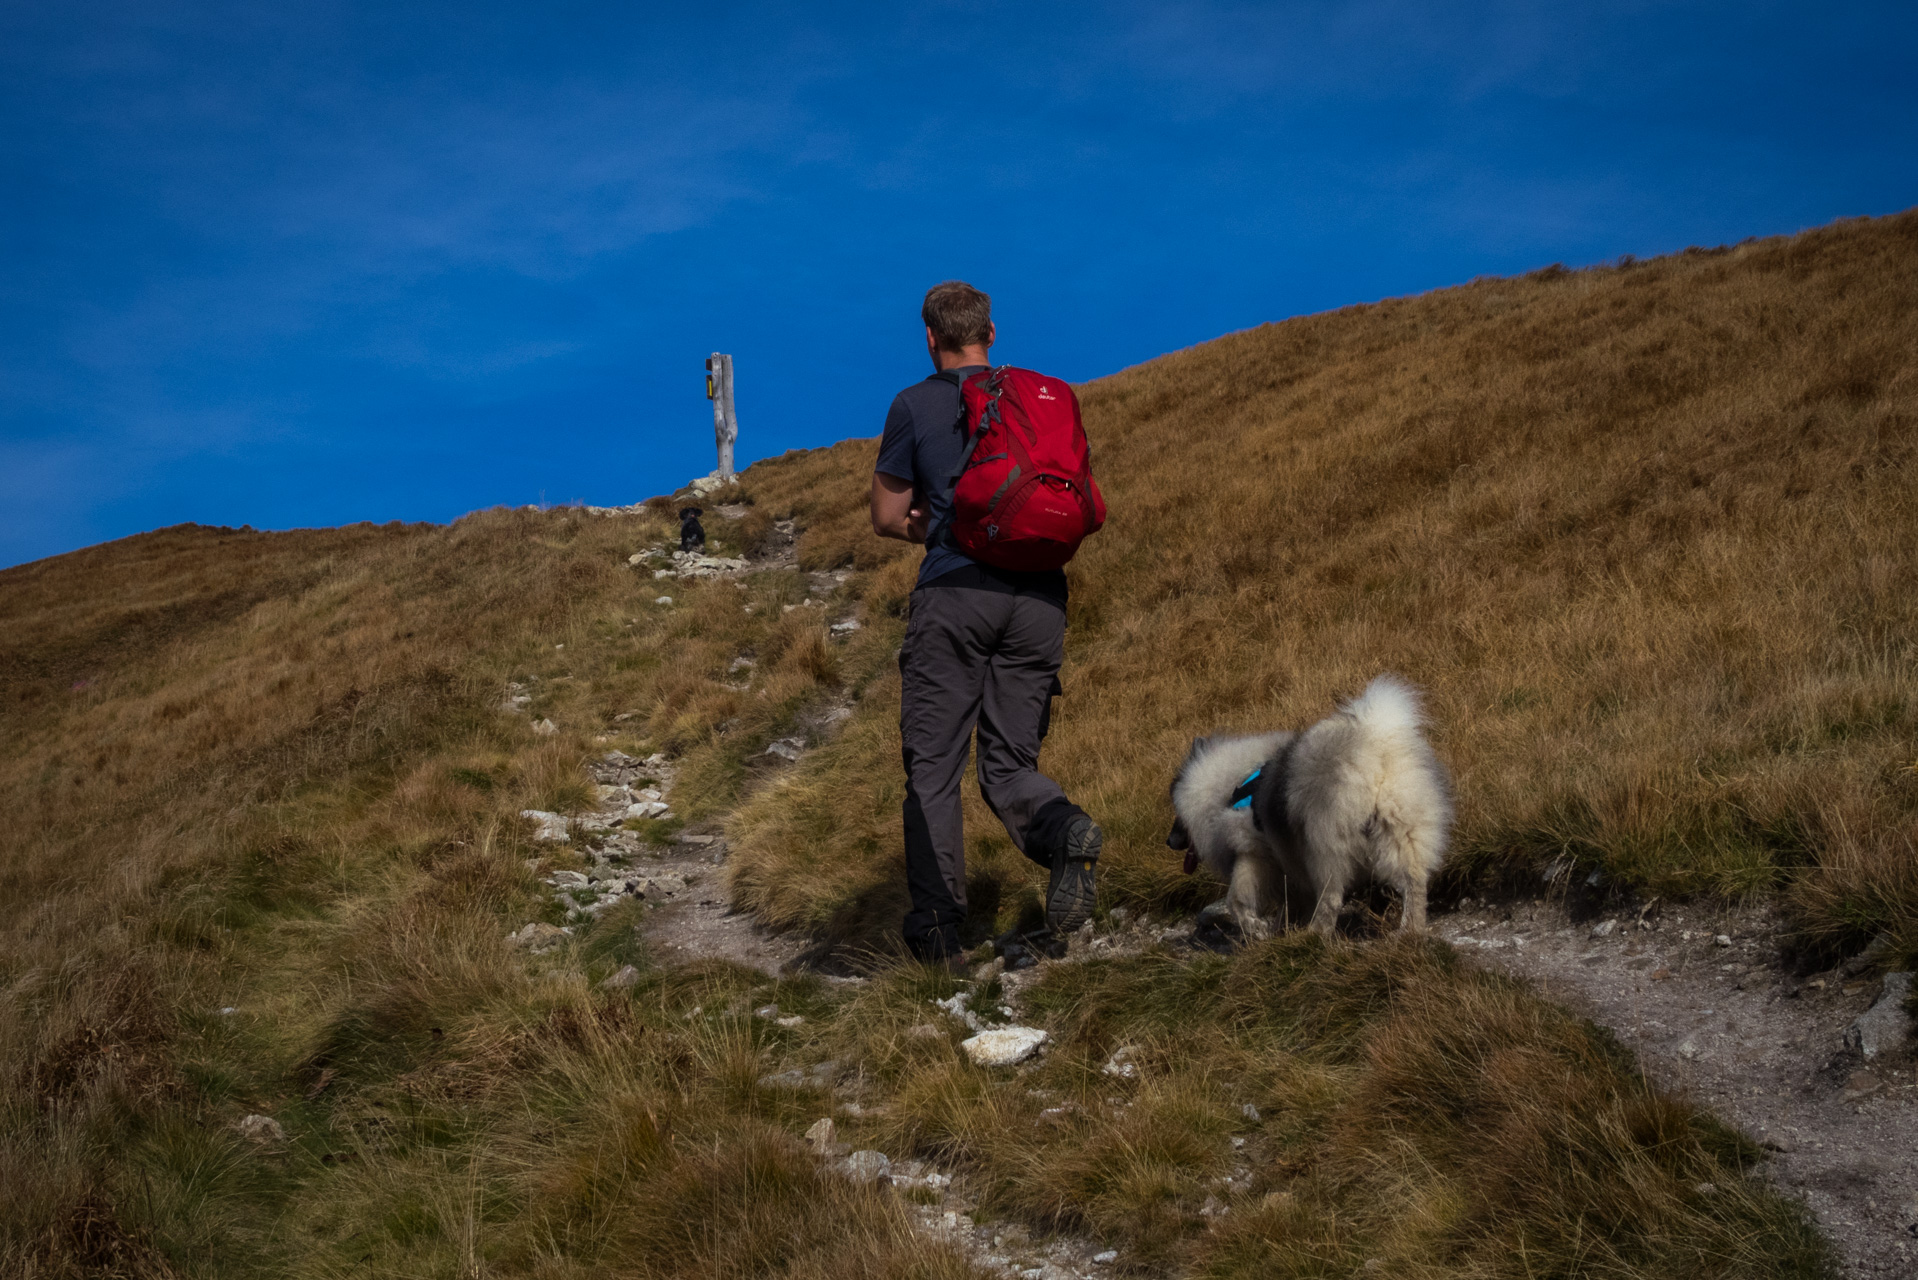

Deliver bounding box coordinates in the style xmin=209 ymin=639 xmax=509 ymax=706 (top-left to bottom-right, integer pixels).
xmin=1165 ymin=675 xmax=1452 ymax=937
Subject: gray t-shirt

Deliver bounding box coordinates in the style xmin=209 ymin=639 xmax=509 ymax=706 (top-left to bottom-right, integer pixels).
xmin=873 ymin=368 xmax=1069 ymax=601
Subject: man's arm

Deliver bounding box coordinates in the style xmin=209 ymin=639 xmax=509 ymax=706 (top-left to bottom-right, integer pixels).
xmin=871 ymin=472 xmax=928 ymax=543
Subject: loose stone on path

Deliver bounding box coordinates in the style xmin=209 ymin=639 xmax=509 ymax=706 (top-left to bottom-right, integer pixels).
xmin=961 ymin=1026 xmax=1049 ymax=1067
xmin=1846 ymin=972 xmax=1914 ymax=1059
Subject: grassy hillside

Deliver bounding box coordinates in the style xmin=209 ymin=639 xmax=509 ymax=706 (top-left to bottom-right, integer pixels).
xmin=0 ymin=498 xmax=944 ymax=1277
xmin=731 ymin=210 xmax=1918 ymax=963
xmin=4 ymin=210 xmax=1912 ymax=1277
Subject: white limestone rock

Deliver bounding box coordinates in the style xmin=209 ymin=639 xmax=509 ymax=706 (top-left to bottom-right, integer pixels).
xmin=688 ymin=471 xmax=739 ymax=497
xmin=841 ymin=1150 xmax=891 ymax=1183
xmin=600 ymin=965 xmax=642 ymax=989
xmin=520 ymin=810 xmax=570 ymax=842
xmin=507 ymin=922 xmax=571 ymax=953
xmin=236 ymin=1113 xmax=285 ymax=1144
xmin=670 ymin=550 xmax=749 ymax=579
xmin=635 ymin=874 xmax=688 ymax=900
xmin=1846 ymin=971 xmax=1913 ymax=1059
xmin=960 ymin=1026 xmax=1048 ymax=1067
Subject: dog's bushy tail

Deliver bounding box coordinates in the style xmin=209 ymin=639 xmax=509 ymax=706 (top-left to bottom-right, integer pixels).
xmin=1341 ymin=673 xmax=1424 ymax=735
xmin=1342 ymin=673 xmax=1450 ymax=906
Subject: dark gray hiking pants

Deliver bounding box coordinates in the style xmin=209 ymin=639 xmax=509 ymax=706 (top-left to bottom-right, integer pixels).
xmin=899 ymin=586 xmax=1076 ymax=960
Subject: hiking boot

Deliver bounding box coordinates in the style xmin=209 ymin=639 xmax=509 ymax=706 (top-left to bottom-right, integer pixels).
xmin=1045 ymin=814 xmax=1101 ymax=935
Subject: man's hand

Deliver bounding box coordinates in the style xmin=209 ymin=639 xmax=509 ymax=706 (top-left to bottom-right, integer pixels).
xmin=871 ymin=472 xmax=928 ymax=543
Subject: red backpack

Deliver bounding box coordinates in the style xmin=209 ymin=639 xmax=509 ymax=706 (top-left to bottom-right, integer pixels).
xmin=937 ymin=366 xmax=1107 ymax=571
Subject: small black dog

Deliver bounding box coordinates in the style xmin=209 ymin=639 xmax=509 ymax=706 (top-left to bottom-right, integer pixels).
xmin=678 ymin=506 xmax=705 ymax=552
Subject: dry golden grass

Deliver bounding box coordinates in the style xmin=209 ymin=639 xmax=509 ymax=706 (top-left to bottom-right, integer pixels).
xmin=5 ymin=211 xmax=1909 ymax=1276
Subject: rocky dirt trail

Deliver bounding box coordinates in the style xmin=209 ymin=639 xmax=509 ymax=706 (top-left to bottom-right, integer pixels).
xmin=519 ymin=746 xmax=1129 ymax=1278
xmin=633 ymin=833 xmax=808 ymax=973
xmin=507 ymin=506 xmax=1128 ymax=1277
xmin=1432 ymin=899 xmax=1917 ymax=1278
xmin=511 ymin=506 xmax=837 ymax=980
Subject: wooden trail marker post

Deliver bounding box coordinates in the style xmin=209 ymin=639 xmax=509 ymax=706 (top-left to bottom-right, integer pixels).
xmin=706 ymin=353 xmax=738 ymax=481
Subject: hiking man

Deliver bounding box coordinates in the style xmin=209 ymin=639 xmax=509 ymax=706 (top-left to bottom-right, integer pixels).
xmin=871 ymin=280 xmax=1103 ymax=968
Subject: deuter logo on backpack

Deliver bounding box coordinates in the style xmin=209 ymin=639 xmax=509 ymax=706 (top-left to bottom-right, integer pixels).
xmin=944 ymin=366 xmax=1107 ymax=571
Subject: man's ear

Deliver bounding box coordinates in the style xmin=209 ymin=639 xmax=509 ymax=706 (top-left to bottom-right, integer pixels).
xmin=985 ymin=320 xmax=996 ymax=350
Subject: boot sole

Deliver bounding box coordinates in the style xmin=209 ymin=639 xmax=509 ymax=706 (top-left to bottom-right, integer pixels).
xmin=1046 ymin=818 xmax=1101 ymax=935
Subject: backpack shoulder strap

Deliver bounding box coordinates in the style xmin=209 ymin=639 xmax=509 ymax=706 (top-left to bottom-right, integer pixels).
xmin=930 ymin=368 xmax=972 ymax=439
xmin=942 ymin=367 xmax=1006 ymax=487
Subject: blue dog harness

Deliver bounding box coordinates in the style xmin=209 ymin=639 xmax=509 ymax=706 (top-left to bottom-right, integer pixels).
xmin=1229 ymin=767 xmax=1261 ymax=811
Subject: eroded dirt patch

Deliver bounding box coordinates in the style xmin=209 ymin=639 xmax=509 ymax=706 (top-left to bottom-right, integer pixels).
xmin=638 ymin=832 xmax=808 ymax=974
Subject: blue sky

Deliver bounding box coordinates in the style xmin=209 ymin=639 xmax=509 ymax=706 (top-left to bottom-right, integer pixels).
xmin=3 ymin=1 xmax=1914 ymax=568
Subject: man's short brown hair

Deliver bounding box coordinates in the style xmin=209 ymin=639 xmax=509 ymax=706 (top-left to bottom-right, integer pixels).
xmin=922 ymin=281 xmax=992 ymax=352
